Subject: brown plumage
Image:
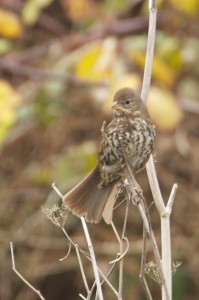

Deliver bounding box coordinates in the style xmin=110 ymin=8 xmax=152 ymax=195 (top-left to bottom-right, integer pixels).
xmin=63 ymin=87 xmax=155 ymax=224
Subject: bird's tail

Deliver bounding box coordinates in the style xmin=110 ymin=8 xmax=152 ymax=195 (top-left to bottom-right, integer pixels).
xmin=63 ymin=166 xmax=118 ymax=224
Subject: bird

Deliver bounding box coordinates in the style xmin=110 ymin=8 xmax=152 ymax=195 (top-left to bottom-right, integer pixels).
xmin=63 ymin=87 xmax=155 ymax=224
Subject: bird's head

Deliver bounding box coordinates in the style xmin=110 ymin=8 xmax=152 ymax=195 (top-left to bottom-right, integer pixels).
xmin=112 ymin=87 xmax=147 ymax=117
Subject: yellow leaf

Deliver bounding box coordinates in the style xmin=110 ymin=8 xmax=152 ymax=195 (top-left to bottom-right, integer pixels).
xmin=169 ymin=0 xmax=199 ymax=15
xmin=0 ymin=80 xmax=21 ymax=106
xmin=0 ymin=9 xmax=23 ymax=38
xmin=22 ymin=0 xmax=53 ymax=25
xmin=147 ymin=87 xmax=183 ymax=131
xmin=0 ymin=38 xmax=12 ymax=54
xmin=131 ymin=51 xmax=176 ymax=86
xmin=0 ymin=80 xmax=21 ymax=142
xmin=61 ymin=0 xmax=97 ymax=22
xmin=152 ymin=56 xmax=176 ymax=86
xmin=75 ymin=39 xmax=117 ymax=81
xmin=22 ymin=1 xmax=40 ymax=25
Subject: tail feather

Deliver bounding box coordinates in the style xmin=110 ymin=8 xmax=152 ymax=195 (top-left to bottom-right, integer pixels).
xmin=63 ymin=166 xmax=118 ymax=223
xmin=85 ymin=182 xmax=115 ymax=223
xmin=102 ymin=184 xmax=118 ymax=224
xmin=63 ymin=167 xmax=100 ymax=215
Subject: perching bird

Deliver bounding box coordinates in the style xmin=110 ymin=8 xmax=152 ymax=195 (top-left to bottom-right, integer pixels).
xmin=63 ymin=87 xmax=155 ymax=224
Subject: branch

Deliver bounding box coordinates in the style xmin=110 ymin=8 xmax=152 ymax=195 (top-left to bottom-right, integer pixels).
xmin=139 ymin=226 xmax=153 ymax=300
xmin=52 ymin=183 xmax=104 ymax=300
xmin=110 ymin=200 xmax=130 ymax=300
xmin=10 ymin=242 xmax=45 ymax=300
xmin=140 ymin=1 xmax=178 ymax=299
xmin=123 ymin=164 xmax=169 ymax=299
xmin=75 ymin=245 xmax=90 ymax=294
xmin=141 ymin=3 xmax=157 ymax=102
xmin=81 ymin=217 xmax=104 ymax=300
xmin=0 ymin=61 xmax=107 ymax=88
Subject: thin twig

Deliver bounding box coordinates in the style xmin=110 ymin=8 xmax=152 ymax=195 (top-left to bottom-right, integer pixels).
xmin=52 ymin=182 xmax=63 ymax=198
xmin=109 ymin=238 xmax=129 ymax=264
xmin=52 ymin=184 xmax=120 ymax=298
xmin=63 ymin=225 xmax=118 ymax=297
xmin=118 ymin=239 xmax=124 ymax=300
xmin=124 ymin=163 xmax=168 ymax=296
xmin=160 ymin=183 xmax=177 ymax=300
xmin=141 ymin=276 xmax=153 ymax=300
xmin=166 ymin=184 xmax=178 ymax=215
xmin=10 ymin=242 xmax=45 ymax=300
xmin=81 ymin=217 xmax=104 ymax=300
xmin=145 ymin=156 xmax=165 ymax=215
xmin=52 ymin=183 xmax=103 ymax=300
xmin=96 ymin=268 xmax=118 ymax=298
xmin=141 ymin=2 xmax=157 ymax=102
xmin=51 ymin=186 xmax=95 ymax=298
xmin=75 ymin=245 xmax=90 ymax=294
xmin=118 ymin=197 xmax=130 ymax=300
xmin=85 ymin=253 xmax=119 ymax=298
xmin=139 ymin=226 xmax=153 ymax=300
xmin=59 ymin=243 xmax=72 ymax=261
xmin=79 ymin=294 xmax=87 ymax=300
xmin=122 ymin=195 xmax=130 ymax=238
xmin=110 ymin=220 xmax=129 ymax=264
xmin=111 ymin=221 xmax=121 ymax=244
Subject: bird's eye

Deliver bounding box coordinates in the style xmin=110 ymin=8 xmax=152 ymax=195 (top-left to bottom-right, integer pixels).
xmin=125 ymin=99 xmax=131 ymax=105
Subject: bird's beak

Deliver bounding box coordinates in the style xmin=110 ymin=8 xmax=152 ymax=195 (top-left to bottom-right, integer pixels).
xmin=112 ymin=101 xmax=122 ymax=110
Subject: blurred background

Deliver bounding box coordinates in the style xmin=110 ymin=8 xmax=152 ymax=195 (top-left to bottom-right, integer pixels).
xmin=0 ymin=0 xmax=199 ymax=299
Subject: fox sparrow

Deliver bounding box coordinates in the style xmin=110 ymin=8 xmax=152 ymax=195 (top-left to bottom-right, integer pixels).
xmin=63 ymin=87 xmax=155 ymax=224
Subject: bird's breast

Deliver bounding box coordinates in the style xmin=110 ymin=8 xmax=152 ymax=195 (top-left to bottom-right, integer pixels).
xmin=98 ymin=116 xmax=155 ymax=185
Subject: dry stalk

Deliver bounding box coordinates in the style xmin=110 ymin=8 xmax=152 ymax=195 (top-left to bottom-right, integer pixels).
xmin=10 ymin=242 xmax=45 ymax=300
xmin=141 ymin=1 xmax=178 ymax=299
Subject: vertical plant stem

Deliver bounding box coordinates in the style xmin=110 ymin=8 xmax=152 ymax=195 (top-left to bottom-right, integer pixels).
xmin=161 ymin=216 xmax=171 ymax=300
xmin=124 ymin=166 xmax=168 ymax=299
xmin=118 ymin=244 xmax=123 ymax=300
xmin=140 ymin=1 xmax=173 ymax=299
xmin=141 ymin=2 xmax=157 ymax=102
xmin=161 ymin=184 xmax=177 ymax=300
xmin=140 ymin=225 xmax=147 ymax=278
xmin=75 ymin=245 xmax=90 ymax=294
xmin=81 ymin=217 xmax=104 ymax=300
xmin=139 ymin=226 xmax=153 ymax=300
xmin=118 ymin=198 xmax=129 ymax=300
